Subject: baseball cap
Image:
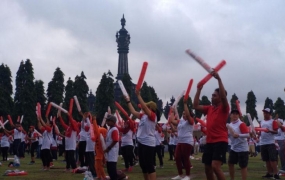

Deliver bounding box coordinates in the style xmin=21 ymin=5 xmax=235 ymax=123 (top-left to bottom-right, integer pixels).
xmin=262 ymin=108 xmax=271 ymax=113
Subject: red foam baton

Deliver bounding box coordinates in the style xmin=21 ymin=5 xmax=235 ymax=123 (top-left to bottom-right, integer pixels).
xmin=0 ymin=116 xmax=3 ymax=123
xmin=17 ymin=116 xmax=20 ymax=123
xmin=235 ymin=100 xmax=242 ymax=116
xmin=197 ymin=60 xmax=226 ymax=88
xmin=69 ymin=98 xmax=74 ymax=115
xmin=255 ymin=127 xmax=269 ymax=132
xmin=37 ymin=103 xmax=41 ymax=117
xmin=115 ymin=101 xmax=130 ymax=121
xmin=7 ymin=115 xmax=13 ymax=126
xmin=186 ymin=49 xmax=212 ymax=73
xmin=46 ymin=103 xmax=52 ymax=117
xmin=136 ymin=62 xmax=148 ymax=91
xmin=184 ymin=79 xmax=193 ymax=101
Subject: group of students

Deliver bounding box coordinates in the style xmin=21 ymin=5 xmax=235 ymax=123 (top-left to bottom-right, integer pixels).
xmin=1 ymin=70 xmax=284 ymax=180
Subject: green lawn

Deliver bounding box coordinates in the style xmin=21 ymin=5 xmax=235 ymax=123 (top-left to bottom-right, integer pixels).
xmin=0 ymin=152 xmax=280 ymax=180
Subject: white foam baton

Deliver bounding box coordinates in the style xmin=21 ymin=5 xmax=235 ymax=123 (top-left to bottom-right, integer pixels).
xmin=247 ymin=113 xmax=256 ymax=135
xmin=186 ymin=49 xmax=213 ymax=73
xmin=57 ymin=103 xmax=63 ymax=117
xmin=226 ymin=123 xmax=235 ymax=136
xmin=172 ymin=90 xmax=185 ymax=108
xmin=100 ymin=134 xmax=108 ymax=160
xmin=20 ymin=115 xmax=24 ymax=124
xmin=73 ymin=96 xmax=81 ymax=112
xmin=51 ymin=102 xmax=68 ymax=114
xmin=34 ymin=129 xmax=42 ymax=137
xmin=0 ymin=121 xmax=4 ymax=129
xmin=101 ymin=112 xmax=108 ymax=127
xmin=118 ymin=80 xmax=129 ymax=99
xmin=108 ymin=106 xmax=111 ymax=115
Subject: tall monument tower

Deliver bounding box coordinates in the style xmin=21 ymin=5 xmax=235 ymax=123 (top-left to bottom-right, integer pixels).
xmin=116 ymin=14 xmax=131 ymax=80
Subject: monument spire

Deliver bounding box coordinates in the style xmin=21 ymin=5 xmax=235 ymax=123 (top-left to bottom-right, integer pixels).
xmin=116 ymin=14 xmax=131 ymax=80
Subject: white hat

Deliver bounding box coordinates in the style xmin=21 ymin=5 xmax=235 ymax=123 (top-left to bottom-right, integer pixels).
xmin=262 ymin=108 xmax=271 ymax=113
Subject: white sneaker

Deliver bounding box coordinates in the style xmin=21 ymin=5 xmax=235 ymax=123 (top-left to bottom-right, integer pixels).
xmin=181 ymin=176 xmax=190 ymax=180
xmin=171 ymin=175 xmax=183 ymax=180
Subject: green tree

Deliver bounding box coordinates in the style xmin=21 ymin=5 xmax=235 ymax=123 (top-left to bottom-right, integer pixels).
xmin=177 ymin=97 xmax=193 ymax=118
xmin=230 ymin=93 xmax=239 ymax=111
xmin=140 ymin=82 xmax=151 ymax=103
xmin=14 ymin=59 xmax=36 ymax=129
xmin=245 ymin=90 xmax=258 ymax=120
xmin=47 ymin=67 xmax=65 ymax=117
xmin=264 ymin=97 xmax=273 ymax=113
xmin=73 ymin=71 xmax=89 ymax=120
xmin=35 ymin=80 xmax=47 ymax=116
xmin=95 ymin=71 xmax=115 ymax=124
xmin=274 ymin=97 xmax=285 ymax=119
xmin=0 ymin=64 xmax=14 ymax=116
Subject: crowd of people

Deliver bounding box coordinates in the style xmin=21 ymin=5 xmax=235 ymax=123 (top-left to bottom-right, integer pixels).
xmin=0 ymin=71 xmax=284 ymax=180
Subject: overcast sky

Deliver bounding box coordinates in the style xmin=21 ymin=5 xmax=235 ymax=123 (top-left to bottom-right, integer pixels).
xmin=1 ymin=0 xmax=284 ymax=119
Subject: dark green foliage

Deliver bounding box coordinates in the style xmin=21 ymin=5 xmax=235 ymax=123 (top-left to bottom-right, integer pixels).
xmin=14 ymin=59 xmax=36 ymax=129
xmin=73 ymin=71 xmax=89 ymax=120
xmin=177 ymin=97 xmax=193 ymax=118
xmin=0 ymin=63 xmax=14 ymax=116
xmin=35 ymin=80 xmax=47 ymax=117
xmin=245 ymin=91 xmax=258 ymax=120
xmin=274 ymin=97 xmax=285 ymax=119
xmin=230 ymin=93 xmax=239 ymax=111
xmin=264 ymin=97 xmax=274 ymax=113
xmin=47 ymin=67 xmax=65 ymax=117
xmin=95 ymin=71 xmax=115 ymax=125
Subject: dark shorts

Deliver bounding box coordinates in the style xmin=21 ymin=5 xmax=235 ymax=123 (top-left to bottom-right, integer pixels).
xmin=261 ymin=144 xmax=277 ymax=161
xmin=202 ymin=142 xmax=228 ymax=165
xmin=228 ymin=150 xmax=249 ymax=168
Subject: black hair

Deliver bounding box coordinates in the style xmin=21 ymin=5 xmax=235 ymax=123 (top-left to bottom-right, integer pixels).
xmin=215 ymin=88 xmax=227 ymax=96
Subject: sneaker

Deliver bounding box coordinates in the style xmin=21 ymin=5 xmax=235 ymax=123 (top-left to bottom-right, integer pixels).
xmin=279 ymin=169 xmax=285 ymax=174
xmin=273 ymin=174 xmax=280 ymax=179
xmin=50 ymin=162 xmax=54 ymax=167
xmin=171 ymin=175 xmax=183 ymax=180
xmin=181 ymin=176 xmax=190 ymax=180
xmin=262 ymin=173 xmax=273 ymax=178
xmin=159 ymin=165 xmax=164 ymax=168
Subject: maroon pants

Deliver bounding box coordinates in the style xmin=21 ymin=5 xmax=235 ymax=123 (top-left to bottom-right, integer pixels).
xmin=175 ymin=143 xmax=193 ymax=176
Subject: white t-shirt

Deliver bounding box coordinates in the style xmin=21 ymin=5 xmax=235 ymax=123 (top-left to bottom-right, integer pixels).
xmin=65 ymin=130 xmax=77 ymax=151
xmin=13 ymin=129 xmax=22 ymax=139
xmin=79 ymin=118 xmax=89 ymax=141
xmin=41 ymin=130 xmax=52 ymax=150
xmin=106 ymin=127 xmax=119 ymax=162
xmin=137 ymin=113 xmax=157 ymax=147
xmin=177 ymin=118 xmax=194 ymax=145
xmin=260 ymin=119 xmax=276 ymax=145
xmin=121 ymin=130 xmax=133 ymax=147
xmin=228 ymin=119 xmax=249 ymax=152
xmin=1 ymin=135 xmax=10 ymax=147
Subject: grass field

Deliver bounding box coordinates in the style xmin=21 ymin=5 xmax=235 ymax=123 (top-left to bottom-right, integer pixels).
xmin=0 ymin=152 xmax=281 ymax=180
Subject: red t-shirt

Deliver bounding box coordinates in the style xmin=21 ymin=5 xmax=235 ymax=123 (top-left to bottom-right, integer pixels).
xmin=203 ymin=104 xmax=229 ymax=143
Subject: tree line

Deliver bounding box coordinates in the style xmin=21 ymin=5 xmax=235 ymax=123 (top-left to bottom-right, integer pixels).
xmin=0 ymin=59 xmax=284 ymax=130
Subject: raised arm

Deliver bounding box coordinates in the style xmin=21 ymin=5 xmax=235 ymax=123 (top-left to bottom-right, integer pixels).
xmin=135 ymin=89 xmax=152 ymax=117
xmin=193 ymin=85 xmax=205 ymax=112
xmin=124 ymin=93 xmax=140 ymax=118
xmin=212 ymin=71 xmax=229 ymax=110
xmin=58 ymin=115 xmax=69 ymax=130
xmin=183 ymin=98 xmax=194 ymax=125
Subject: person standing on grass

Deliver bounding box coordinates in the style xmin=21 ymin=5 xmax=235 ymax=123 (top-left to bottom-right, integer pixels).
xmin=259 ymin=108 xmax=279 ymax=179
xmin=154 ymin=124 xmax=164 ymax=169
xmin=124 ymin=89 xmax=160 ymax=180
xmin=104 ymin=114 xmax=119 ymax=180
xmin=227 ymin=109 xmax=250 ymax=180
xmin=58 ymin=113 xmax=79 ymax=172
xmin=0 ymin=129 xmax=10 ymax=161
xmin=27 ymin=126 xmax=39 ymax=164
xmin=170 ymin=97 xmax=194 ymax=180
xmin=274 ymin=114 xmax=285 ymax=174
xmin=117 ymin=118 xmax=135 ymax=172
xmin=193 ymin=71 xmax=229 ymax=180
xmin=37 ymin=116 xmax=52 ymax=171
